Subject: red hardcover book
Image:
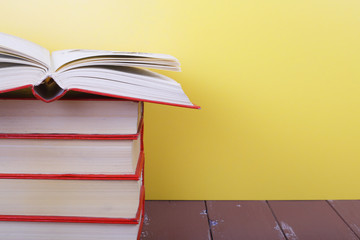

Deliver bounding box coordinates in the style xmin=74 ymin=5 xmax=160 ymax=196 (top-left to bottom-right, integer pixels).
xmin=0 ymin=98 xmax=144 ymax=140
xmin=0 ymin=32 xmax=200 ymax=109
xmin=0 ymin=182 xmax=145 ymax=224
xmin=0 ymin=181 xmax=145 ymax=240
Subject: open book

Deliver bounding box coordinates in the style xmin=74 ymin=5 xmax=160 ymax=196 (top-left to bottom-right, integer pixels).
xmin=0 ymin=32 xmax=199 ymax=108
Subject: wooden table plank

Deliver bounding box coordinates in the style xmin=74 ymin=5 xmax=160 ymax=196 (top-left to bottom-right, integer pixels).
xmin=328 ymin=200 xmax=360 ymax=238
xmin=268 ymin=201 xmax=359 ymax=240
xmin=206 ymin=201 xmax=286 ymax=240
xmin=140 ymin=200 xmax=211 ymax=240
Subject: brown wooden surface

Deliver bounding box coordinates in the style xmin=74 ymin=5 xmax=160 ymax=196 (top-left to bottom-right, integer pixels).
xmin=268 ymin=200 xmax=358 ymax=240
xmin=328 ymin=200 xmax=360 ymax=238
xmin=207 ymin=200 xmax=286 ymax=240
xmin=141 ymin=200 xmax=360 ymax=239
xmin=140 ymin=200 xmax=211 ymax=240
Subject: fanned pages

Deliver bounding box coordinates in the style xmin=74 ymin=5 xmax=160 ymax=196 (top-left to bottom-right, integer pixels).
xmin=0 ymin=33 xmax=50 ymax=68
xmin=51 ymin=49 xmax=181 ymax=72
xmin=0 ymin=32 xmax=199 ymax=109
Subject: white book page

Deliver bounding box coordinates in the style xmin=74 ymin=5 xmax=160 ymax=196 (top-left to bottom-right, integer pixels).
xmin=54 ymin=67 xmax=193 ymax=106
xmin=51 ymin=49 xmax=179 ymax=71
xmin=0 ymin=32 xmax=50 ymax=68
xmin=0 ymin=54 xmax=44 ymax=68
xmin=0 ymin=64 xmax=46 ymax=91
xmin=55 ymin=59 xmax=180 ymax=73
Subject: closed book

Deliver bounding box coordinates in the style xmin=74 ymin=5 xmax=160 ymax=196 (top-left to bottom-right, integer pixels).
xmin=0 ymin=99 xmax=143 ymax=139
xmin=0 ymin=175 xmax=145 ymax=224
xmin=0 ymin=211 xmax=144 ymax=240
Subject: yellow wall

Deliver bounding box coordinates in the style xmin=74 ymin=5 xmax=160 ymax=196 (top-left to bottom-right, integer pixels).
xmin=1 ymin=0 xmax=360 ymax=200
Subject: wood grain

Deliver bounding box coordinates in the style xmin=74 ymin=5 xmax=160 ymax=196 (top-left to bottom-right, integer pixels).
xmin=140 ymin=200 xmax=210 ymax=240
xmin=328 ymin=200 xmax=360 ymax=239
xmin=269 ymin=201 xmax=359 ymax=240
xmin=206 ymin=201 xmax=285 ymax=240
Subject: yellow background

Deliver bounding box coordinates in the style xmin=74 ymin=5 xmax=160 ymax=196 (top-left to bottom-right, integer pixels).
xmin=1 ymin=0 xmax=360 ymax=200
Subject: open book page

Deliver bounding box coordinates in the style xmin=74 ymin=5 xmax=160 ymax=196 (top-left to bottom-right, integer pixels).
xmin=0 ymin=32 xmax=50 ymax=68
xmin=54 ymin=58 xmax=180 ymax=73
xmin=0 ymin=54 xmax=44 ymax=68
xmin=53 ymin=66 xmax=193 ymax=107
xmin=0 ymin=64 xmax=45 ymax=91
xmin=51 ymin=49 xmax=180 ymax=72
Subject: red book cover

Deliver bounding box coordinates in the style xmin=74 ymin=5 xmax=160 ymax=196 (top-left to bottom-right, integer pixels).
xmin=0 ymin=184 xmax=145 ymax=224
xmin=0 ymin=160 xmax=145 ymax=225
xmin=0 ymin=84 xmax=200 ymax=109
xmin=0 ymin=122 xmax=145 ymax=180
xmin=0 ymin=98 xmax=144 ymax=140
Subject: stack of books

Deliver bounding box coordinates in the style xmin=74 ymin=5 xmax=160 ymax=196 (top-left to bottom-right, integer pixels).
xmin=0 ymin=32 xmax=198 ymax=240
xmin=0 ymin=98 xmax=145 ymax=239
